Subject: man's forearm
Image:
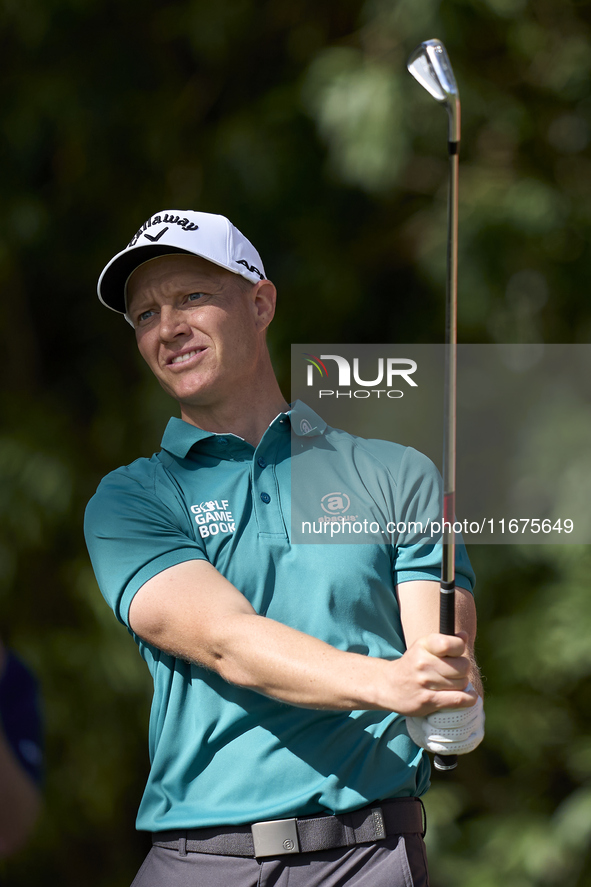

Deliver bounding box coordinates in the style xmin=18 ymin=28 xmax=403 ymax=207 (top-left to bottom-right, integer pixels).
xmin=468 ymin=653 xmax=484 ymax=698
xmin=148 ymin=605 xmax=394 ymax=710
xmin=142 ymin=607 xmax=477 ymax=717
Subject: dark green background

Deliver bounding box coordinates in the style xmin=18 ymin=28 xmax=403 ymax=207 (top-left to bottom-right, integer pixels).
xmin=1 ymin=0 xmax=591 ymax=883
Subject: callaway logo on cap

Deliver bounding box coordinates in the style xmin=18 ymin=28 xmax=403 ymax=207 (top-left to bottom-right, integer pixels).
xmin=97 ymin=210 xmax=266 ymax=315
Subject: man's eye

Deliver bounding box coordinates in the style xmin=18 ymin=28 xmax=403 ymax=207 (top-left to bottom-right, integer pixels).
xmin=187 ymin=292 xmax=205 ymax=303
xmin=138 ymin=309 xmax=156 ymax=323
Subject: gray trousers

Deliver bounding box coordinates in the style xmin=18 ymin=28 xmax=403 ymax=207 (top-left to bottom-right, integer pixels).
xmin=131 ymin=834 xmax=429 ymax=886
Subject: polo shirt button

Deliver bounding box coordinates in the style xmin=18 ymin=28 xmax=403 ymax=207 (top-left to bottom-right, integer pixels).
xmin=260 ymin=492 xmax=271 ymax=504
xmin=218 ymin=437 xmax=228 ymax=445
xmin=257 ymin=457 xmax=267 ymax=469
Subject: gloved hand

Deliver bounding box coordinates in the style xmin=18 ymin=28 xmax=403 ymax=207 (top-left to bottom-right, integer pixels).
xmin=406 ymin=684 xmax=485 ymax=755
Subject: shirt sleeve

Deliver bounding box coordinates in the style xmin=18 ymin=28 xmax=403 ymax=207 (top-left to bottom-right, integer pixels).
xmin=391 ymin=446 xmax=475 ymax=592
xmin=84 ymin=461 xmax=208 ymax=628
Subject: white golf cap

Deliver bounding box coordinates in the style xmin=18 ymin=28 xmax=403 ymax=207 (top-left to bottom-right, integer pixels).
xmin=97 ymin=209 xmax=266 ymax=315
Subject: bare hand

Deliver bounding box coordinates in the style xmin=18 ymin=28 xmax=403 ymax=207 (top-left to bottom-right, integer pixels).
xmin=386 ymin=631 xmax=478 ymax=716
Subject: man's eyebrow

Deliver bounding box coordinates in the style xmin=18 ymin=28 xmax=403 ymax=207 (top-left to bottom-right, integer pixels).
xmin=128 ymin=295 xmax=152 ymax=312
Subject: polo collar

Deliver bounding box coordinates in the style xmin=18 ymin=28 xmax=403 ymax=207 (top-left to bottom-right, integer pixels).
xmin=288 ymin=401 xmax=327 ymax=437
xmin=160 ymin=401 xmax=327 ymax=459
xmin=160 ymin=418 xmax=220 ymax=459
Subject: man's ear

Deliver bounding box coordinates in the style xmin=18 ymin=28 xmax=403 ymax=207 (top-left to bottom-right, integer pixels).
xmin=251 ymin=280 xmax=277 ymax=332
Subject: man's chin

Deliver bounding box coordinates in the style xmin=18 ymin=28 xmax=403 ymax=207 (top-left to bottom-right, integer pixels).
xmin=158 ymin=379 xmax=210 ymax=404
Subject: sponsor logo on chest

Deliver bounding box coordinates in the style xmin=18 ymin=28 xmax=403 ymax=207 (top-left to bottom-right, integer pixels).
xmin=190 ymin=500 xmax=236 ymax=539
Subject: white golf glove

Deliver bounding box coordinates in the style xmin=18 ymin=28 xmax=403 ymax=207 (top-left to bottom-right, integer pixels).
xmin=406 ymin=684 xmax=485 ymax=756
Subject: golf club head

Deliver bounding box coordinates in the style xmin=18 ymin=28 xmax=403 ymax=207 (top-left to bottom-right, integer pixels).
xmin=407 ymin=39 xmax=460 ymax=144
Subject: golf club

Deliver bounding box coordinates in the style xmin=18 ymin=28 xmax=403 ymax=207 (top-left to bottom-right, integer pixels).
xmin=407 ymin=38 xmax=460 ymax=772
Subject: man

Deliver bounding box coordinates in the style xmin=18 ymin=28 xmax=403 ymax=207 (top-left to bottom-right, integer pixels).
xmin=85 ymin=209 xmax=484 ymax=887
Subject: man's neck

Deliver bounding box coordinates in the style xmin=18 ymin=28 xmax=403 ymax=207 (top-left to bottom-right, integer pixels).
xmin=179 ymin=387 xmax=289 ymax=447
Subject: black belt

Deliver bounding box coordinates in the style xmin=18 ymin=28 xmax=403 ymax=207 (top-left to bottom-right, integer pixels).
xmin=152 ymin=798 xmax=425 ymax=859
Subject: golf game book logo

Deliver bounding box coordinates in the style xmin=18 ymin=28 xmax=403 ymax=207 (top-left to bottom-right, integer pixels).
xmin=190 ymin=500 xmax=235 ymax=539
xmin=303 ymin=352 xmax=418 ymax=399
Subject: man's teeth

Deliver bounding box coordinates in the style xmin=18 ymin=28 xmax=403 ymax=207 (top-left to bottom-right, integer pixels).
xmin=171 ymin=350 xmax=201 ymax=365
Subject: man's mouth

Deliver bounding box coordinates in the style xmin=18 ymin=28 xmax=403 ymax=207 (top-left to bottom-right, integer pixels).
xmin=169 ymin=348 xmax=204 ymax=366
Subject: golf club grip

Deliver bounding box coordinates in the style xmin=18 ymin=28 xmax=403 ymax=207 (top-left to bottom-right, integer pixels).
xmin=439 ymin=582 xmax=455 ymax=635
xmin=434 ymin=583 xmax=458 ymax=771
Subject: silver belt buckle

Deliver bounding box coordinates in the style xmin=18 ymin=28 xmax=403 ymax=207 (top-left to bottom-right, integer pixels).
xmin=251 ymin=818 xmax=300 ymax=857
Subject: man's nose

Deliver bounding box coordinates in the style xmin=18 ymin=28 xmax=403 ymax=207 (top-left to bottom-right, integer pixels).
xmin=159 ymin=305 xmax=191 ymax=340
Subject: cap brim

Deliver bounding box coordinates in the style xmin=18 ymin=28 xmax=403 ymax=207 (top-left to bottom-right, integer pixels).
xmin=98 ymin=244 xmax=192 ymax=314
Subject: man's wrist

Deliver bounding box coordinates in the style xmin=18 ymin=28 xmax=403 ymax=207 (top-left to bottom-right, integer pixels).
xmin=361 ymin=656 xmax=403 ymax=712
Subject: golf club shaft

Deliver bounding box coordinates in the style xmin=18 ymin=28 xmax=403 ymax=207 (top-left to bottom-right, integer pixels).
xmin=433 ymin=142 xmax=459 ymax=773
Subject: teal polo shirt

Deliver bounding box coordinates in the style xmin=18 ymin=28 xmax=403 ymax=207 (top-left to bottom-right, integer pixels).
xmin=84 ymin=403 xmax=474 ymax=833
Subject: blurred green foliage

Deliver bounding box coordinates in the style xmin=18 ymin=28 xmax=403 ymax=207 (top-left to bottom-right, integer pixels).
xmin=1 ymin=0 xmax=590 ymax=883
